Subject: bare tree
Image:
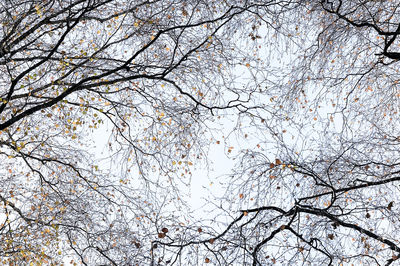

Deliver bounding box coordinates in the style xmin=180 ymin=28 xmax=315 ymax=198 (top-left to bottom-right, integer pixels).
xmin=152 ymin=1 xmax=400 ymax=265
xmin=0 ymin=0 xmax=269 ymax=264
xmin=1 ymin=0 xmax=400 ymax=265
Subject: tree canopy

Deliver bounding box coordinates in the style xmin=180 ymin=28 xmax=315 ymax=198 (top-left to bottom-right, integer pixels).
xmin=1 ymin=0 xmax=400 ymax=265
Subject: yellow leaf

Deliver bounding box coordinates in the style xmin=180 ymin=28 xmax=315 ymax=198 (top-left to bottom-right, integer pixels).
xmin=35 ymin=5 xmax=42 ymax=17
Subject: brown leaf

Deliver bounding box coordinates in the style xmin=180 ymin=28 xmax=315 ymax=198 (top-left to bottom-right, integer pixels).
xmin=388 ymin=201 xmax=394 ymax=210
xmin=328 ymin=234 xmax=334 ymax=240
xmin=332 ymin=222 xmax=339 ymax=229
xmin=205 ymin=258 xmax=210 ymax=263
xmin=158 ymin=233 xmax=166 ymax=238
xmin=161 ymin=227 xmax=169 ymax=233
xmin=197 ymin=228 xmax=202 ymax=233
